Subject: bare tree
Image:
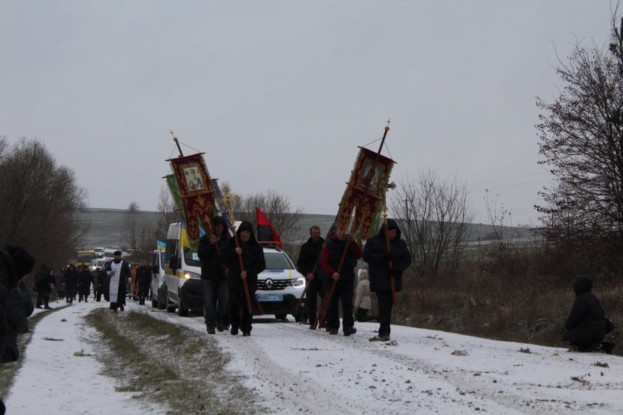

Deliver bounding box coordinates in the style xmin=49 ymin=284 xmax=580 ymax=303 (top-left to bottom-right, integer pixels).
xmin=536 ymin=9 xmax=623 ymax=241
xmin=156 ymin=186 xmax=179 ymax=240
xmin=390 ymin=170 xmax=471 ymax=279
xmin=0 ymin=137 xmax=85 ymax=268
xmin=124 ymin=201 xmax=142 ymax=252
xmin=237 ymin=189 xmax=303 ymax=246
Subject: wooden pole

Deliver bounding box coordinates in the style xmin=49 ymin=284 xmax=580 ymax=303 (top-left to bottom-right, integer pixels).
xmin=170 ymin=130 xmax=184 ymax=157
xmin=376 ymin=121 xmax=390 ymax=154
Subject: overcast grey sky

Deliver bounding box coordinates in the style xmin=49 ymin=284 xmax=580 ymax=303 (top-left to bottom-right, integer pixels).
xmin=0 ymin=1 xmax=616 ymax=226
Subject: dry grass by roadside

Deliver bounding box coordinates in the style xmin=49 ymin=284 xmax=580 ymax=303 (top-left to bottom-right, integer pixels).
xmin=85 ymin=309 xmax=258 ymax=415
xmin=393 ymin=243 xmax=622 ymax=356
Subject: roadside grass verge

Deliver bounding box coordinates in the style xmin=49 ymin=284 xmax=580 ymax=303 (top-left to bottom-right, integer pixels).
xmin=85 ymin=308 xmax=257 ymax=415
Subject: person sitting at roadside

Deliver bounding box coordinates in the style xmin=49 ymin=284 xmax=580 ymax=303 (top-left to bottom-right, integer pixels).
xmin=563 ymin=276 xmax=615 ymax=353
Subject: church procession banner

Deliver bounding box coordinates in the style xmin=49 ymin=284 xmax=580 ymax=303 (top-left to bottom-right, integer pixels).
xmin=334 ymin=146 xmax=396 ymax=241
xmin=167 ymin=153 xmax=217 ymax=240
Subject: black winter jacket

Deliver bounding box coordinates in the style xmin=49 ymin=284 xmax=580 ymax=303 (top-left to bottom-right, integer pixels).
xmin=564 ymin=276 xmax=608 ymax=345
xmin=296 ymin=236 xmax=324 ymax=276
xmin=198 ymin=217 xmax=231 ymax=282
xmin=223 ymin=221 xmax=266 ymax=292
xmin=363 ymin=219 xmax=412 ymax=293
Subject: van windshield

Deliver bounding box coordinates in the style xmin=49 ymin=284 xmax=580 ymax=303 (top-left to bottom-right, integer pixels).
xmin=183 ymin=247 xmax=201 ymax=267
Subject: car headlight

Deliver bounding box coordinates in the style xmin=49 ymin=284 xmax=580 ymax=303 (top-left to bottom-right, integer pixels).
xmin=292 ymin=277 xmax=305 ymax=288
xmin=184 ymin=271 xmax=200 ymax=280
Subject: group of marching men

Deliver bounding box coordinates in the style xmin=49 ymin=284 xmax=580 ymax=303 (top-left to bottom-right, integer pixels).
xmin=30 ymin=256 xmax=153 ymax=312
xmin=199 ymin=215 xmax=413 ymax=341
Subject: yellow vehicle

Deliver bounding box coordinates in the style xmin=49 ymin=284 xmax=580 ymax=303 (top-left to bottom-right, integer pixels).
xmin=76 ymin=249 xmax=95 ymax=268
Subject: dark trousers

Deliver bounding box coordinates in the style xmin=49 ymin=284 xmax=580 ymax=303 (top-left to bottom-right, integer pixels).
xmin=36 ymin=292 xmax=50 ymax=308
xmin=323 ymin=277 xmax=354 ymax=332
xmin=355 ymin=307 xmax=369 ymax=322
xmin=376 ymin=290 xmax=393 ymax=337
xmin=138 ymin=282 xmax=150 ymax=304
xmin=202 ymin=279 xmax=228 ymax=328
xmin=305 ymin=277 xmax=324 ymax=326
xmin=229 ymin=289 xmax=253 ymax=333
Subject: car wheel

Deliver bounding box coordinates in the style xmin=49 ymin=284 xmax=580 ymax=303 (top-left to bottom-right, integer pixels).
xmin=294 ymin=313 xmax=303 ymax=323
xmin=275 ymin=313 xmax=287 ymax=321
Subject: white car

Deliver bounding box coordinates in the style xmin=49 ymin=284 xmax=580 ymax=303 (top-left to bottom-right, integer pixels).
xmin=255 ymin=246 xmax=306 ymax=321
xmin=89 ymin=258 xmax=107 ymax=272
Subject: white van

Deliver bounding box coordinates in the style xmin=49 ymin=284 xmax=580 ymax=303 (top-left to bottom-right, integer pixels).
xmin=163 ymin=223 xmax=202 ymax=316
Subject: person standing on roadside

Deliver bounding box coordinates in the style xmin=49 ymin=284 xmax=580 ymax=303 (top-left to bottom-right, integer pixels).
xmin=135 ymin=260 xmax=152 ymax=306
xmin=0 ymin=245 xmax=36 ymax=415
xmin=105 ymin=251 xmax=130 ymax=312
xmin=354 ymin=268 xmax=372 ymax=322
xmin=363 ymin=219 xmax=412 ymax=342
xmin=64 ymin=264 xmax=78 ymax=304
xmin=296 ymin=225 xmax=324 ymax=329
xmin=34 ymin=265 xmax=54 ymax=309
xmin=77 ymin=265 xmax=92 ymax=302
xmin=55 ymin=266 xmax=66 ymax=301
xmin=94 ymin=267 xmax=107 ymax=302
xmin=198 ymin=216 xmax=231 ymax=334
xmin=223 ymin=221 xmax=265 ymax=337
xmin=319 ymin=228 xmax=362 ymax=336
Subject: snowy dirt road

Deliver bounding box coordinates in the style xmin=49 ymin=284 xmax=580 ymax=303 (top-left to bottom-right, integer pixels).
xmin=6 ymin=300 xmax=623 ymax=415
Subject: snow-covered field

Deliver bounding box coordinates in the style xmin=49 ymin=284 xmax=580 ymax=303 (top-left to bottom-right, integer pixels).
xmin=5 ymin=300 xmax=623 ymax=414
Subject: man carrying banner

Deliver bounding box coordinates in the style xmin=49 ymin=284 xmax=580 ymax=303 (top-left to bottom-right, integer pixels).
xmin=363 ymin=219 xmax=412 ymax=342
xmin=319 ymin=228 xmax=362 ymax=336
xmin=198 ymin=216 xmax=231 ymax=334
xmin=223 ymin=221 xmax=265 ymax=336
xmin=297 ymin=225 xmax=324 ymax=329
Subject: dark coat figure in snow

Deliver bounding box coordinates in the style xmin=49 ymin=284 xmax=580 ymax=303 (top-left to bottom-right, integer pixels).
xmin=135 ymin=261 xmax=152 ymax=305
xmin=223 ymin=221 xmax=265 ymax=336
xmin=319 ymin=229 xmax=362 ymax=336
xmin=64 ymin=265 xmax=78 ymax=304
xmin=78 ymin=266 xmax=92 ymax=302
xmin=297 ymin=226 xmax=324 ymax=328
xmin=563 ymin=276 xmax=615 ymax=353
xmin=0 ymin=246 xmax=35 ymax=415
xmin=363 ymin=219 xmax=412 ymax=341
xmin=198 ymin=216 xmax=231 ymax=333
xmin=34 ymin=266 xmax=54 ymax=309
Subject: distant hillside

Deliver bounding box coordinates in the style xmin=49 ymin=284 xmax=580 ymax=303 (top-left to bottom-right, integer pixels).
xmin=76 ymin=208 xmax=536 ymax=250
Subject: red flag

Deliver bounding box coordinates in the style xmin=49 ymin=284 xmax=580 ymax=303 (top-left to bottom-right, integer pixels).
xmin=256 ymin=208 xmax=283 ymax=249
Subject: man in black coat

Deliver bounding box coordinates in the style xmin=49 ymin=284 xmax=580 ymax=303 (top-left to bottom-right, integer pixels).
xmin=319 ymin=229 xmax=362 ymax=336
xmin=34 ymin=265 xmax=54 ymax=309
xmin=77 ymin=266 xmax=92 ymax=302
xmin=135 ymin=260 xmax=152 ymax=305
xmin=224 ymin=221 xmax=265 ymax=336
xmin=296 ymin=225 xmax=324 ymax=329
xmin=64 ymin=264 xmax=78 ymax=304
xmin=563 ymin=276 xmax=615 ymax=353
xmin=0 ymin=245 xmax=35 ymax=415
xmin=198 ymin=216 xmax=231 ymax=334
xmin=363 ymin=219 xmax=412 ymax=342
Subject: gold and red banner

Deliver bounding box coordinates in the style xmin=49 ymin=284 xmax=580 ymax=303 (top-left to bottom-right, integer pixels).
xmin=335 ymin=147 xmax=395 ymax=240
xmin=167 ymin=153 xmax=217 ymax=240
